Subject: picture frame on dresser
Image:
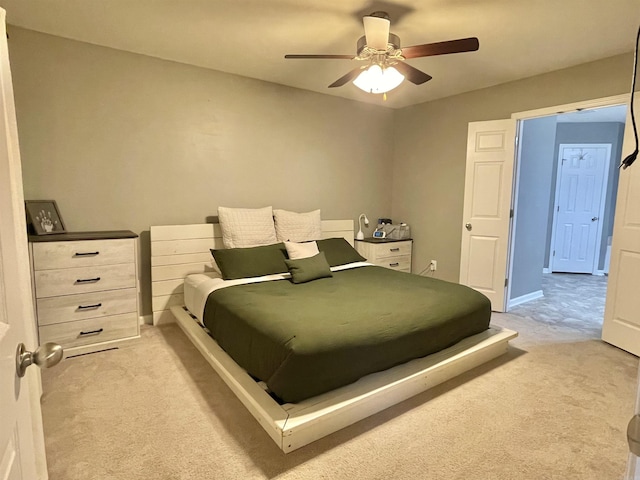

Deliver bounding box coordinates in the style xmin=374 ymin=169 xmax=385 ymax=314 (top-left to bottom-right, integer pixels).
xmin=25 ymin=199 xmax=66 ymax=235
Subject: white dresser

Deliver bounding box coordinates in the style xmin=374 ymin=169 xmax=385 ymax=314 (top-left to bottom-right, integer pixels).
xmin=29 ymin=231 xmax=140 ymax=357
xmin=355 ymin=239 xmax=413 ymax=273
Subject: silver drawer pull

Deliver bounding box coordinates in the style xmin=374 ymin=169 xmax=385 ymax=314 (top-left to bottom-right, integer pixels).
xmin=390 ymin=248 xmax=400 ymax=252
xmin=79 ymin=328 xmax=104 ymax=336
xmin=75 ymin=277 xmax=101 ymax=284
xmin=389 ymin=262 xmax=400 ymax=267
xmin=74 ymin=251 xmax=100 ymax=257
xmin=77 ymin=303 xmax=102 ymax=310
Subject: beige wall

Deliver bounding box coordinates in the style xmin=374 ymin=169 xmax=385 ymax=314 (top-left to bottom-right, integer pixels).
xmin=392 ymin=53 xmax=633 ymax=281
xmin=8 ymin=28 xmax=394 ymax=316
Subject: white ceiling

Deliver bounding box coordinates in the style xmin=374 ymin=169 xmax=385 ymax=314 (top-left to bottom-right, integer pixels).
xmin=1 ymin=0 xmax=638 ymax=109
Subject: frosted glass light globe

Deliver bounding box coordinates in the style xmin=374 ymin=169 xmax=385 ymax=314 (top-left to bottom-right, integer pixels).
xmin=353 ymin=65 xmax=405 ymax=94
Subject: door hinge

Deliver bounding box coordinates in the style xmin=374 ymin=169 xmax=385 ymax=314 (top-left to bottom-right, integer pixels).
xmin=557 ymin=205 xmax=559 ymax=212
xmin=553 ymin=250 xmax=556 ymax=256
xmin=504 ymin=278 xmax=508 ymax=287
xmin=510 ymin=209 xmax=514 ymax=218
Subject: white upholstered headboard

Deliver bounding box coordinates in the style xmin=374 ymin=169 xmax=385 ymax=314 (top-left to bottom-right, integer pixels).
xmin=150 ymin=220 xmax=354 ymax=325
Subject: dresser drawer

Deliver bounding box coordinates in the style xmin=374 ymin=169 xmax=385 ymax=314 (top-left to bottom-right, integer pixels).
xmin=34 ymin=263 xmax=136 ymax=298
xmin=373 ymin=242 xmax=412 ymax=259
xmin=355 ymin=239 xmax=413 ymax=273
xmin=32 ymin=239 xmax=134 ymax=270
xmin=373 ymin=255 xmax=411 ymax=271
xmin=36 ymin=288 xmax=138 ymax=326
xmin=39 ymin=313 xmax=139 ymax=349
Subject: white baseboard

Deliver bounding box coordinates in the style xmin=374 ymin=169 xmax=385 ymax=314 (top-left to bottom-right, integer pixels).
xmin=544 ymin=268 xmax=607 ymax=276
xmin=140 ymin=314 xmax=153 ymax=325
xmin=508 ymin=290 xmax=544 ymax=309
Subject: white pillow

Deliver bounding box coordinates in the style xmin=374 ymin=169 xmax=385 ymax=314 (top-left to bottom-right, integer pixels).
xmin=273 ymin=209 xmax=322 ymax=242
xmin=217 ymin=206 xmax=278 ymax=249
xmin=285 ymin=241 xmax=319 ymax=260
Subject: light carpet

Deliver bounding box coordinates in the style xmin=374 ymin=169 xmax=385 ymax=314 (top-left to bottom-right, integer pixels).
xmin=41 ymin=283 xmax=638 ymax=479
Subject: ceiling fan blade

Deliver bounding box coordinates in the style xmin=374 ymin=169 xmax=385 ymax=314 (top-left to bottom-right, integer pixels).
xmin=363 ymin=13 xmax=390 ymax=50
xmin=402 ymin=37 xmax=479 ymax=59
xmin=285 ymin=54 xmax=355 ymax=59
xmin=329 ymin=67 xmax=364 ymax=88
xmin=392 ymin=62 xmax=432 ymax=85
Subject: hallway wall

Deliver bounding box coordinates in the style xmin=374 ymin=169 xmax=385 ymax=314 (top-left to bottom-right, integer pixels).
xmin=510 ymin=116 xmax=558 ymax=303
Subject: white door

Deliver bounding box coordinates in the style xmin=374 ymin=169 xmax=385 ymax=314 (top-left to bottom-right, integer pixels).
xmin=0 ymin=9 xmax=49 ymax=480
xmin=607 ymin=108 xmax=640 ymax=478
xmin=551 ymin=144 xmax=610 ymax=274
xmin=460 ymin=119 xmax=517 ymax=312
xmin=602 ymin=102 xmax=640 ymax=356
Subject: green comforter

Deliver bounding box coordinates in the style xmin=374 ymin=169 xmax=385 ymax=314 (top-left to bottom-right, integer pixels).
xmin=203 ymin=265 xmax=491 ymax=403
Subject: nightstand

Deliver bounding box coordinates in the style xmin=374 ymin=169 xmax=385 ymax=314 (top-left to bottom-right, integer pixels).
xmin=355 ymin=238 xmax=413 ymax=273
xmin=29 ymin=230 xmax=140 ymax=357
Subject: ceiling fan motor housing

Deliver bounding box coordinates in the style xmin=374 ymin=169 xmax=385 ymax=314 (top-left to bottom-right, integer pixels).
xmin=357 ymin=33 xmax=401 ymax=56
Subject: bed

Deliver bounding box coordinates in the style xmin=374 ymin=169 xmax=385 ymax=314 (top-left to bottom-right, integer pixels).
xmin=150 ymin=217 xmax=517 ymax=452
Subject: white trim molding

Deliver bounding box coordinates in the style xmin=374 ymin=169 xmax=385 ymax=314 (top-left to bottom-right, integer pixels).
xmin=508 ymin=290 xmax=544 ymax=309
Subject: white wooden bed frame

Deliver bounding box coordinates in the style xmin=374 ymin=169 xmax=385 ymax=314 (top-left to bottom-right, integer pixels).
xmin=150 ymin=221 xmax=518 ymax=453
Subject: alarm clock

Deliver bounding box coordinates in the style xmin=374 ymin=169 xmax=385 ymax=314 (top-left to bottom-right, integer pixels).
xmin=373 ymin=230 xmax=386 ymax=238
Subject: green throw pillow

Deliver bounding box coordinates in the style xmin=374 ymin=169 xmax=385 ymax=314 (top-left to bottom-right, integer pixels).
xmin=315 ymin=238 xmax=366 ymax=267
xmin=285 ymin=251 xmax=333 ymax=284
xmin=211 ymin=243 xmax=288 ymax=280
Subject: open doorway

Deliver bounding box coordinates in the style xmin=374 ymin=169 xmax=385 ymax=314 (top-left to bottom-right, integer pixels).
xmin=506 ymin=104 xmax=627 ymax=334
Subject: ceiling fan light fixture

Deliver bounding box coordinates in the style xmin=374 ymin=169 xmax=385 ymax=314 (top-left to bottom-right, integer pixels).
xmin=353 ymin=64 xmax=405 ymax=94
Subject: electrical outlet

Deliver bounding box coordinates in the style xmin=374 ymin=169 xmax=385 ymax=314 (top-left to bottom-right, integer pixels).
xmin=430 ymin=260 xmax=437 ymax=272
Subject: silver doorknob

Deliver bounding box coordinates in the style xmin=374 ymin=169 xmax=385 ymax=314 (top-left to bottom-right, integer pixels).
xmin=592 ymin=217 xmax=599 ymax=221
xmin=465 ymin=223 xmax=472 ymax=231
xmin=16 ymin=342 xmax=63 ymax=378
xmin=628 ymin=414 xmax=640 ymax=456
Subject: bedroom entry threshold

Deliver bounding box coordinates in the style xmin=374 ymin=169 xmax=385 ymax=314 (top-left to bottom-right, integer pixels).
xmin=171 ymin=305 xmax=517 ymax=453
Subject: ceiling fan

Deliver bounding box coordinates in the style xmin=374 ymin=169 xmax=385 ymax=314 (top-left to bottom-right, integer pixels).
xmin=284 ymin=11 xmax=479 ymax=94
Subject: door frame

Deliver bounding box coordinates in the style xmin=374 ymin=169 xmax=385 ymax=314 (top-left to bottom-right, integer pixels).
xmin=504 ymin=93 xmax=628 ymax=310
xmin=548 ymin=143 xmax=612 ymax=275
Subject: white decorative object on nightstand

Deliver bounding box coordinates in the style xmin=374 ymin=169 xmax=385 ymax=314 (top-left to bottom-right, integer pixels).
xmin=29 ymin=231 xmax=140 ymax=357
xmin=356 ymin=213 xmax=369 ymax=240
xmin=355 ymin=238 xmax=413 ymax=273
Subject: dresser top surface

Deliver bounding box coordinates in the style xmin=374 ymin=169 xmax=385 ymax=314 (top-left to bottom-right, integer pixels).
xmin=29 ymin=230 xmax=137 ymax=242
xmin=356 ymin=237 xmax=413 ymax=244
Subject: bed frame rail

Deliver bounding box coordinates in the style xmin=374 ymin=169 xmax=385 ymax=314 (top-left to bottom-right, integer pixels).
xmin=171 ymin=304 xmax=517 ymax=453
